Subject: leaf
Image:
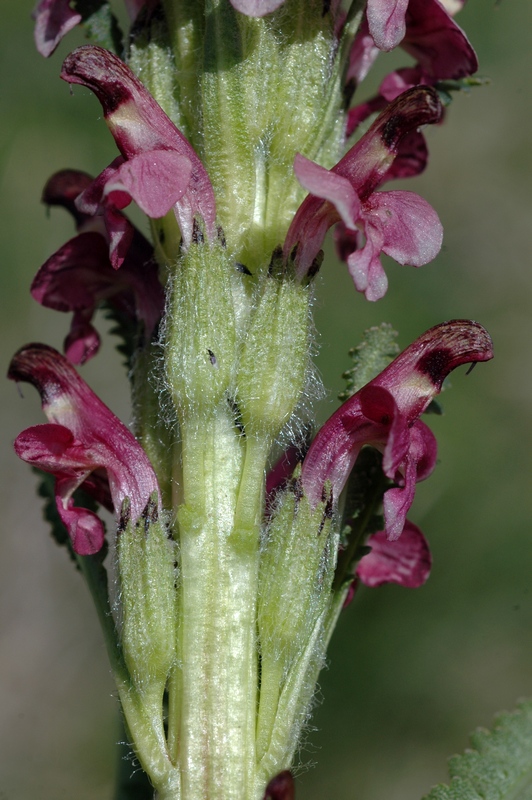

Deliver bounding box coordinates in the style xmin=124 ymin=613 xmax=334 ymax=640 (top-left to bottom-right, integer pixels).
xmin=102 ymin=302 xmax=138 ymax=371
xmin=423 ymin=700 xmax=532 ymax=800
xmin=339 ymin=323 xmax=399 ymax=401
xmin=76 ymin=0 xmax=123 ymax=54
xmin=434 ymin=77 xmax=490 ymax=107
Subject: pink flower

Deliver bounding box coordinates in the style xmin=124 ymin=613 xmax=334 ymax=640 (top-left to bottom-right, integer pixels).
xmin=32 ymin=170 xmax=164 ymax=364
xmin=342 ymin=521 xmax=432 ymax=606
xmin=284 ymin=86 xmax=443 ymax=301
xmin=301 ymin=320 xmax=494 ymax=541
xmin=60 ymin=46 xmax=217 ymax=248
xmin=399 ymin=0 xmax=476 ymax=81
xmin=347 ymin=0 xmax=477 ymax=133
xmin=9 ymin=344 xmax=161 ymax=555
xmin=356 ymin=521 xmax=431 ymax=588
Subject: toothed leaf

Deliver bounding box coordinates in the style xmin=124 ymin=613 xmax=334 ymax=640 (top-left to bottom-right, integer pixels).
xmin=340 ymin=323 xmax=400 ymax=400
xmin=423 ymin=700 xmax=532 ymax=800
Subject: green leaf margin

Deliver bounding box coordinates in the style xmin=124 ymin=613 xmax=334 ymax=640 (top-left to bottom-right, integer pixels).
xmin=424 ymin=699 xmax=532 ymax=800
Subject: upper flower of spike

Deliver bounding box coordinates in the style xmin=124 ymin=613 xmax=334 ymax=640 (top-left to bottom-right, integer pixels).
xmin=9 ymin=345 xmax=161 ymax=555
xmin=347 ymin=0 xmax=477 ymax=127
xmin=60 ymin=46 xmax=217 ymax=247
xmin=33 ymin=170 xmax=164 ymax=364
xmin=301 ymin=321 xmax=493 ymax=540
xmin=400 ymin=0 xmax=477 ymax=81
xmin=284 ymin=87 xmax=443 ymax=301
xmin=32 ymin=0 xmax=82 ymax=58
xmin=378 ymin=0 xmax=478 ymax=100
xmin=32 ymin=1 xmax=149 ymax=57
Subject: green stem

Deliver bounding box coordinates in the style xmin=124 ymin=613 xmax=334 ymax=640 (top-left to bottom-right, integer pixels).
xmin=169 ymin=405 xmax=260 ymax=800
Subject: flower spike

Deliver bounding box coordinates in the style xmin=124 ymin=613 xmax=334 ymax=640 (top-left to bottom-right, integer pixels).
xmin=60 ymin=46 xmax=217 ymax=247
xmin=285 ymin=86 xmax=443 ymax=300
xmin=301 ymin=321 xmax=493 ymax=540
xmin=9 ymin=344 xmax=161 ymax=555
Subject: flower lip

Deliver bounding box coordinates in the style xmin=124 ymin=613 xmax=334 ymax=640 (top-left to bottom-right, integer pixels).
xmin=30 ymin=228 xmax=164 ymax=364
xmin=356 ymin=521 xmax=432 ymax=588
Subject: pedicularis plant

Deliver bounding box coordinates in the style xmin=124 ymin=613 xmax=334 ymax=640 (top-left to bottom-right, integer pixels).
xmin=13 ymin=1 xmax=532 ymax=799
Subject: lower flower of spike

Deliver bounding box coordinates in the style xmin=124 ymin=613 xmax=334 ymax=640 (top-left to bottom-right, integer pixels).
xmin=301 ymin=320 xmax=493 ymax=540
xmin=8 ymin=344 xmax=161 ymax=555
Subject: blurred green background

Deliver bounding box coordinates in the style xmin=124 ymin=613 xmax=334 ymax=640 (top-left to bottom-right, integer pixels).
xmin=1 ymin=2 xmax=531 ymax=798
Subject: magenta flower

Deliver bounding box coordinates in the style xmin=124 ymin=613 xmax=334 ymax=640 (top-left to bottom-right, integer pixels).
xmin=402 ymin=0 xmax=477 ymax=81
xmin=9 ymin=345 xmax=161 ymax=555
xmin=379 ymin=0 xmax=478 ymax=100
xmin=32 ymin=170 xmax=164 ymax=364
xmin=41 ymin=167 xmax=142 ymax=270
xmin=301 ymin=321 xmax=494 ymax=541
xmin=342 ymin=520 xmax=432 ymax=606
xmin=60 ymin=46 xmax=217 ymax=248
xmin=356 ymin=521 xmax=431 ymax=588
xmin=284 ymin=86 xmax=443 ymax=301
xmin=347 ymin=0 xmax=477 ymax=134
